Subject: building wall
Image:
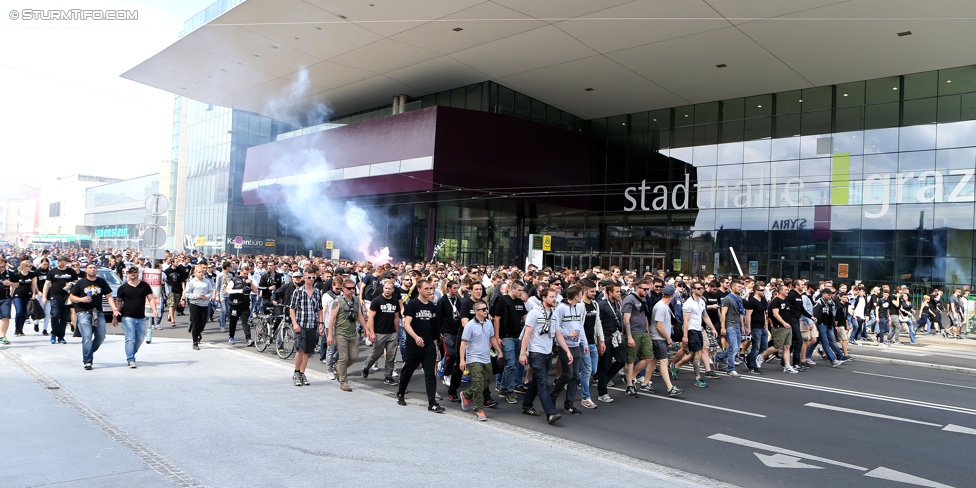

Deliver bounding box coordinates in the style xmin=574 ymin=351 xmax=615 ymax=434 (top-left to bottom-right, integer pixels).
xmin=39 ymin=175 xmax=120 ymax=235
xmin=85 ymin=173 xmax=160 ymax=249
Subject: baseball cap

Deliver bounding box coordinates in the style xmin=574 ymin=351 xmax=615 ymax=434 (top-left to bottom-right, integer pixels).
xmin=127 ymin=266 xmax=140 ymax=273
xmin=291 ymin=271 xmax=303 ymax=277
xmin=662 ymin=286 xmax=676 ymax=296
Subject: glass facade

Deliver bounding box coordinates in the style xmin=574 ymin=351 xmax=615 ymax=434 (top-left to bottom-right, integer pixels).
xmin=85 ymin=174 xmax=160 ymax=249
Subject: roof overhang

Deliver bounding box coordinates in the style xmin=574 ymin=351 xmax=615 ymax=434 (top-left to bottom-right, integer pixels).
xmin=123 ymin=0 xmax=976 ymax=121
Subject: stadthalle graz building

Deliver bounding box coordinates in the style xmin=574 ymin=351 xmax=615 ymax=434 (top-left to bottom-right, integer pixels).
xmin=125 ymin=0 xmax=976 ymax=288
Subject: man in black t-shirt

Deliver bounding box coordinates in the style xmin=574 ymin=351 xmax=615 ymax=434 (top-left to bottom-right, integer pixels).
xmin=363 ymin=281 xmax=400 ymax=384
xmin=164 ymin=263 xmax=183 ymax=323
xmin=116 ymin=266 xmax=157 ymax=368
xmin=759 ymin=285 xmax=796 ymax=373
xmin=744 ymin=284 xmax=769 ymax=374
xmin=396 ymin=279 xmax=444 ymax=413
xmin=70 ymin=263 xmax=119 ymax=370
xmin=42 ymin=255 xmax=78 ymax=343
xmin=490 ymin=281 xmax=527 ymax=402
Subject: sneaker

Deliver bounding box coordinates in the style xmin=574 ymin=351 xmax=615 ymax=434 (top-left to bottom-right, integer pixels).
xmin=734 ymin=357 xmax=743 ymax=366
xmin=564 ymin=406 xmax=582 ymax=415
xmin=522 ymin=408 xmax=541 ymax=416
xmin=652 ymin=370 xmax=661 ymax=377
xmin=597 ymin=394 xmax=614 ymax=403
xmin=34 ymin=324 xmax=39 ymax=332
xmin=639 ymin=383 xmax=656 ymax=393
xmin=14 ymin=331 xmax=25 ymax=337
xmin=293 ymin=372 xmax=302 ymax=386
xmin=693 ymin=379 xmax=708 ymax=388
xmin=42 ymin=329 xmax=47 ymax=335
xmin=362 ymin=367 xmax=370 ymax=379
xmin=339 ymin=383 xmax=352 ymax=392
xmin=220 ymin=327 xmax=226 ymax=333
xmin=505 ymin=393 xmax=518 ymax=404
xmin=326 ymin=370 xmax=336 ymax=381
xmin=756 ymin=355 xmax=765 ymax=368
xmin=300 ymin=373 xmax=310 ymax=386
xmin=460 ymin=391 xmax=471 ymax=411
xmin=58 ymin=338 xmax=67 ymax=344
xmin=607 ymin=380 xmax=615 ymax=387
xmin=192 ymin=343 xmax=200 ymax=350
xmin=581 ymin=398 xmax=598 ymax=409
xmin=392 ymin=370 xmax=400 ymax=378
xmin=748 ymin=367 xmax=764 ymax=375
xmin=475 ymin=411 xmax=487 ymax=421
xmin=428 ymin=403 xmax=445 ymax=413
xmin=446 ymin=393 xmax=461 ymax=403
xmin=50 ymin=334 xmax=56 ymax=344
xmin=795 ymin=365 xmax=807 ymax=372
xmin=726 ymin=370 xmax=741 ymax=377
xmin=514 ymin=384 xmax=528 ymax=394
xmin=805 ymin=359 xmax=817 ymax=366
xmin=128 ymin=361 xmax=137 ymax=369
xmin=84 ymin=363 xmax=92 ymax=370
xmin=434 ymin=393 xmax=442 ymax=401
xmin=704 ymin=371 xmax=721 ymax=379
xmin=831 ymin=359 xmax=845 ymax=368
xmin=246 ymin=340 xmax=255 ymax=347
xmin=372 ymin=364 xmax=379 ymax=371
xmin=484 ymin=399 xmax=499 ymax=409
xmin=547 ymin=413 xmax=562 ymax=425
xmin=625 ymin=386 xmax=638 ymax=398
xmin=668 ymin=386 xmax=684 ymax=397
xmin=383 ymin=378 xmax=398 ymax=386
xmin=396 ymin=394 xmax=406 ymax=406
xmin=0 ymin=336 xmax=9 ymax=345
xmin=442 ymin=375 xmax=451 ymax=387
xmin=229 ymin=337 xmax=235 ymax=344
xmin=784 ymin=366 xmax=799 ymax=374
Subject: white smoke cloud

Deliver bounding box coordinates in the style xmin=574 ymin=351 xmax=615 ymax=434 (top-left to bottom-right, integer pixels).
xmin=257 ymin=68 xmax=392 ymax=265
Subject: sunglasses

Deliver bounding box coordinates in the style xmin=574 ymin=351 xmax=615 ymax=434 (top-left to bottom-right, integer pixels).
xmin=639 ymin=287 xmax=650 ymax=291
xmin=344 ymin=287 xmax=355 ymax=290
xmin=694 ymin=286 xmax=704 ymax=290
xmin=475 ymin=308 xmax=487 ymax=312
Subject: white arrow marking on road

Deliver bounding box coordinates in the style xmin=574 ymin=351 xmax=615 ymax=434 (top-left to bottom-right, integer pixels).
xmin=864 ymin=467 xmax=955 ymax=488
xmin=708 ymin=433 xmax=867 ymax=471
xmin=754 ymin=453 xmax=823 ymax=469
xmin=942 ymin=424 xmax=976 ymax=436
xmin=805 ymin=402 xmax=942 ymax=427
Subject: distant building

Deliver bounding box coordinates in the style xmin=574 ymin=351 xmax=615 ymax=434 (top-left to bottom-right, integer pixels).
xmin=85 ymin=174 xmax=160 ymax=250
xmin=38 ymin=175 xmax=120 ymax=236
xmin=0 ymin=185 xmax=41 ymax=247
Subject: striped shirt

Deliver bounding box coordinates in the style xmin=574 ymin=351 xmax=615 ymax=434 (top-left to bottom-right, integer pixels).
xmin=289 ymin=286 xmax=322 ymax=329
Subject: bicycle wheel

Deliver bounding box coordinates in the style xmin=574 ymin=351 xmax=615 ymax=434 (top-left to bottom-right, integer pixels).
xmin=277 ymin=325 xmax=295 ymax=359
xmin=254 ymin=318 xmax=269 ymax=352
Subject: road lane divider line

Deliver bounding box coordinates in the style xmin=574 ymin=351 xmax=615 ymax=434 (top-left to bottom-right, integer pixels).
xmin=708 ymin=433 xmax=867 ymax=471
xmin=607 ymin=387 xmax=766 ymax=418
xmin=851 ymin=371 xmax=976 ymax=390
xmin=805 ymin=402 xmax=942 ymax=427
xmin=942 ymin=424 xmax=976 ymax=436
xmin=739 ymin=375 xmax=976 ymax=417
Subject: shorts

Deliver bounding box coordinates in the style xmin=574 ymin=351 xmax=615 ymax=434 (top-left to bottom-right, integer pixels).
xmin=800 ymin=319 xmax=818 ymax=341
xmin=651 ymin=339 xmax=669 ymax=360
xmin=686 ymin=329 xmax=703 ymax=352
xmin=166 ymin=294 xmax=176 ymax=307
xmin=294 ymin=327 xmax=318 ymax=354
xmin=835 ymin=327 xmax=849 ymax=341
xmin=627 ymin=333 xmax=653 ymax=363
xmin=0 ymin=298 xmax=11 ymax=319
xmin=771 ymin=327 xmax=791 ymax=350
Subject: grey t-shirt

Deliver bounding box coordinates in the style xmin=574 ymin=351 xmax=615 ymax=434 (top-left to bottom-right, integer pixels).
xmin=621 ymin=294 xmax=648 ymax=336
xmin=523 ymin=307 xmax=556 ymax=354
xmin=461 ymin=318 xmax=494 ymax=364
xmin=721 ymin=294 xmax=743 ymax=330
xmin=650 ymin=300 xmax=672 ymax=341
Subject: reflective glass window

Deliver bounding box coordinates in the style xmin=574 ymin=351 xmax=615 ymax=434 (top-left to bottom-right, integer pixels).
xmin=801 ymin=111 xmax=832 ymax=136
xmin=745 ymin=95 xmax=772 ymax=118
xmin=904 ymin=70 xmax=938 ymax=100
xmin=938 ymin=65 xmax=976 ymax=96
xmin=743 ymin=117 xmax=772 ymax=140
xmin=774 ymin=114 xmax=801 ymax=138
xmin=776 ymin=90 xmax=802 ymax=115
xmin=722 ymin=98 xmax=745 ymax=120
xmin=836 ymin=81 xmax=865 ymax=108
xmin=938 ymin=95 xmax=961 ymax=123
xmin=771 ymin=136 xmax=800 ymax=161
xmin=899 ymin=124 xmax=938 ymax=152
xmin=675 ymin=105 xmax=694 ymax=126
xmin=834 ymin=107 xmax=863 ymax=133
xmin=865 ymin=76 xmax=900 ymax=104
xmin=743 ymin=139 xmax=771 ymax=163
xmin=801 ymin=86 xmax=832 ymax=112
xmin=864 ymin=102 xmax=900 ymax=130
xmin=903 ymin=98 xmax=937 ymax=125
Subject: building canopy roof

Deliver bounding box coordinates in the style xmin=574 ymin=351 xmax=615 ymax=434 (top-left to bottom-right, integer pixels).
xmin=123 ymin=0 xmax=976 ymax=121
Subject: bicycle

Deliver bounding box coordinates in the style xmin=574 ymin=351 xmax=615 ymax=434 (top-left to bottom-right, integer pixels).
xmin=253 ymin=308 xmax=295 ymax=359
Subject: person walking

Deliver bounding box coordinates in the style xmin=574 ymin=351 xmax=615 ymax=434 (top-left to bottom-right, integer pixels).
xmin=69 ymin=263 xmax=119 ymax=370
xmin=224 ymin=265 xmax=256 ymax=347
xmin=181 ymin=264 xmax=215 ymax=350
xmin=459 ymin=302 xmax=501 ymax=421
xmin=328 ymin=279 xmax=365 ymax=392
xmin=116 ymin=266 xmax=157 ymax=368
xmin=396 ymin=279 xmax=445 ymax=412
xmin=290 ymin=265 xmax=324 ymax=386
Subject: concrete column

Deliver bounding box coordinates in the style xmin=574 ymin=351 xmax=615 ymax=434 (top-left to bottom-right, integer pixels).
xmin=425 ymin=203 xmax=437 ymax=262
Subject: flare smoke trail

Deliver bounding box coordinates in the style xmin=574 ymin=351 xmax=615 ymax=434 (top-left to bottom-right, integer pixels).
xmin=259 ymin=68 xmax=392 ymax=265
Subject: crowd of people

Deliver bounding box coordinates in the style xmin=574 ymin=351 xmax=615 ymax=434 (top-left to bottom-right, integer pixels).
xmin=1 ymin=246 xmax=972 ymax=423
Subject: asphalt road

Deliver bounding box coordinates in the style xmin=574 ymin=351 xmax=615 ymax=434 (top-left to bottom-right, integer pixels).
xmin=95 ymin=315 xmax=976 ymax=487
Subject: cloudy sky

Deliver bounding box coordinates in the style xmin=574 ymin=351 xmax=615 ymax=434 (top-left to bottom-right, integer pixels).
xmin=1 ymin=0 xmax=214 ymax=189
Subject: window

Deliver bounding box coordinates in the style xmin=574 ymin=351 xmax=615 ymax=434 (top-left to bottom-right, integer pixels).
xmin=49 ymin=202 xmax=61 ymax=218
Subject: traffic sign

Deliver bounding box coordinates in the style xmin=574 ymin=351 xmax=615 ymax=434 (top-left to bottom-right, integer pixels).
xmin=234 ymin=236 xmax=243 ymax=245
xmin=326 ymin=240 xmax=334 ymax=250
xmin=542 ymin=235 xmax=552 ymax=251
xmin=143 ymin=226 xmax=167 ymax=248
xmin=145 ymin=194 xmax=169 ymax=215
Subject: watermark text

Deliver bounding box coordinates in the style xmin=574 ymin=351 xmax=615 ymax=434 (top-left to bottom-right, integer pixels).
xmin=9 ymin=9 xmax=138 ymax=21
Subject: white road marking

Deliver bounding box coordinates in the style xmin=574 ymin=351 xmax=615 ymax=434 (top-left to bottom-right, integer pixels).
xmin=739 ymin=375 xmax=976 ymax=417
xmin=708 ymin=433 xmax=868 ymax=471
xmin=942 ymin=424 xmax=976 ymax=436
xmin=875 ymin=349 xmax=932 ymax=357
xmin=805 ymin=402 xmax=942 ymax=427
xmin=864 ymin=467 xmax=955 ymax=488
xmin=607 ymin=387 xmax=766 ymax=418
xmin=754 ymin=453 xmax=822 ymax=469
xmin=851 ymin=371 xmax=976 ymax=390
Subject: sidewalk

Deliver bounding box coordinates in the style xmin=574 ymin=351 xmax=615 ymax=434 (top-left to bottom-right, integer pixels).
xmin=846 ymin=330 xmax=976 ymax=373
xmin=1 ymin=334 xmax=728 ymax=488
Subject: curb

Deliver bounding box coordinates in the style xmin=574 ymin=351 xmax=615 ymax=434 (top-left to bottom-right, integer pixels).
xmin=853 ymin=354 xmax=976 ymax=375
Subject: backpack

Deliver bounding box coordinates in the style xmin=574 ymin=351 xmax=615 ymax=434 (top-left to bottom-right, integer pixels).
xmin=363 ymin=277 xmax=379 ymax=301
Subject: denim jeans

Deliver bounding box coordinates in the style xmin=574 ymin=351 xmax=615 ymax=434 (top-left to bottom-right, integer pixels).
xmin=76 ymin=310 xmax=106 ymax=365
xmin=219 ymin=296 xmax=229 ymax=329
xmin=746 ymin=328 xmax=769 ymax=370
xmin=397 ymin=323 xmax=406 ymax=359
xmin=715 ymin=326 xmax=742 ymax=372
xmin=578 ymin=343 xmax=599 ymax=399
xmin=500 ymin=337 xmax=521 ymax=393
xmin=825 ymin=326 xmax=845 ymax=358
xmin=918 ymin=314 xmax=930 ymax=333
xmin=865 ymin=314 xmax=878 ymax=336
xmin=849 ymin=317 xmax=862 ymax=341
xmin=49 ymin=299 xmax=70 ymax=340
xmin=523 ymin=351 xmax=557 ymax=416
xmin=810 ymin=323 xmax=838 ymax=362
xmin=551 ymin=345 xmax=582 ymax=409
xmin=121 ymin=317 xmax=147 ymax=363
xmin=13 ymin=297 xmax=28 ymax=333
xmin=877 ymin=317 xmax=890 ymax=340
